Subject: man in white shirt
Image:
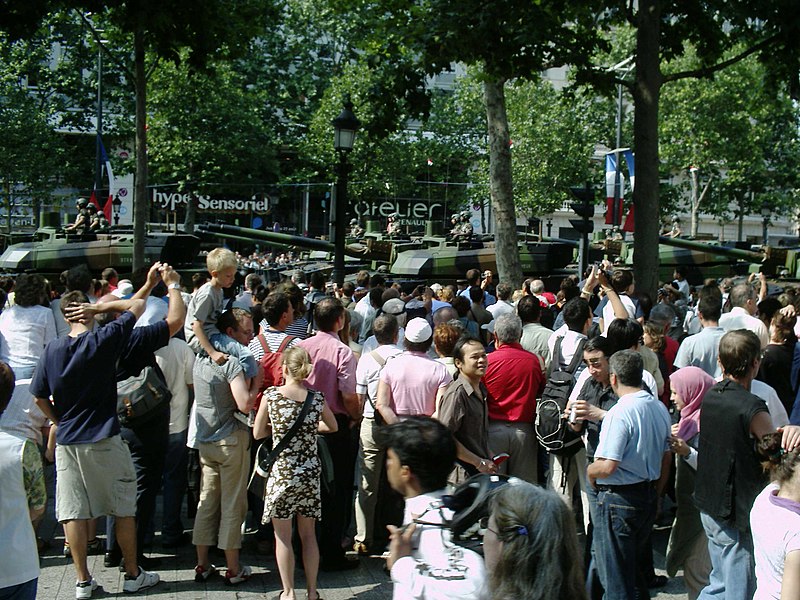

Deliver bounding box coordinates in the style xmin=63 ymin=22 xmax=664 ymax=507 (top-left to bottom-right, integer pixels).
xmin=353 ymin=315 xmax=403 ymax=555
xmin=487 ymin=283 xmax=515 ymax=320
xmin=719 ymin=283 xmax=769 ymax=349
xmin=383 ymin=417 xmax=486 ymax=600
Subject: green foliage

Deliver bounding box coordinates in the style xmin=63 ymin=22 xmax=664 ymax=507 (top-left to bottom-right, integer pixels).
xmin=659 ymin=51 xmax=800 ymax=220
xmin=147 ymin=55 xmax=279 ymax=194
xmin=0 ymin=13 xmax=95 ymax=199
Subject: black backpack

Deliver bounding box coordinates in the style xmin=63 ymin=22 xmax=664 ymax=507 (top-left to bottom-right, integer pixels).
xmin=535 ymin=336 xmax=586 ymax=457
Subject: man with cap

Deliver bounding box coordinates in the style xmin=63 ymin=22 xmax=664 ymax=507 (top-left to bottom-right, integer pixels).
xmin=376 ymin=318 xmax=452 ymax=424
xmin=361 ymin=297 xmax=406 ymax=353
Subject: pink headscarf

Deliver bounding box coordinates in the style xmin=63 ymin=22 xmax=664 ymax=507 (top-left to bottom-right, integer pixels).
xmin=669 ymin=366 xmax=716 ymax=441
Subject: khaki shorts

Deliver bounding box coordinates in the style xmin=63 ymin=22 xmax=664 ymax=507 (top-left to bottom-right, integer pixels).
xmin=55 ymin=435 xmax=137 ymax=522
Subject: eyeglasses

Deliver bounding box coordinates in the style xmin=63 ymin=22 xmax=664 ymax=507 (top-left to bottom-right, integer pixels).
xmin=583 ymin=358 xmax=606 ymax=367
xmin=479 ymin=516 xmax=501 ymax=536
xmin=479 ymin=515 xmax=528 ymax=537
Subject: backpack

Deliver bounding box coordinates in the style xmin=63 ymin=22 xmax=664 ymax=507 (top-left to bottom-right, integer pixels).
xmin=117 ymin=365 xmax=172 ymax=428
xmin=254 ymin=332 xmax=297 ymax=409
xmin=535 ymin=336 xmax=586 ymax=457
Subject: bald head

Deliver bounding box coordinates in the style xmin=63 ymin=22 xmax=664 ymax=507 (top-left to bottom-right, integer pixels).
xmin=433 ymin=306 xmax=457 ymax=326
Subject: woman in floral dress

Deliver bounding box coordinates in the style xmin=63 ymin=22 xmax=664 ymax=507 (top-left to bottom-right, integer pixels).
xmin=253 ymin=347 xmax=337 ymax=600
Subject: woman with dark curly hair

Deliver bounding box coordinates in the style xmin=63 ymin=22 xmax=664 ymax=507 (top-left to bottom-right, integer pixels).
xmin=0 ymin=274 xmax=55 ymax=379
xmin=481 ymin=481 xmax=586 ymax=600
xmin=751 ymin=433 xmax=800 ymax=599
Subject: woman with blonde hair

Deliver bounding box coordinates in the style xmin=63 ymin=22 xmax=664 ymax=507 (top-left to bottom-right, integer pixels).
xmin=481 ymin=481 xmax=586 ymax=600
xmin=253 ymin=347 xmax=338 ymax=600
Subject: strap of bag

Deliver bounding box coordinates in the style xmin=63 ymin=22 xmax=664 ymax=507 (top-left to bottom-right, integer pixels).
xmin=565 ymin=337 xmax=587 ymax=375
xmin=253 ymin=390 xmax=316 ymax=479
xmin=276 ymin=334 xmax=296 ymax=353
xmin=364 ymin=350 xmax=387 ymax=412
xmin=257 ymin=333 xmax=269 ymax=355
xmin=547 ymin=336 xmax=563 ymax=378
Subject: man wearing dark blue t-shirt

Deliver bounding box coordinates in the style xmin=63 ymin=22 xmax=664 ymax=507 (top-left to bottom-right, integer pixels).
xmin=94 ymin=263 xmax=186 ymax=568
xmin=32 ymin=289 xmax=161 ymax=596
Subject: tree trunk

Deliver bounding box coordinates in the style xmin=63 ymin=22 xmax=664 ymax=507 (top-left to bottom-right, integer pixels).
xmin=632 ymin=0 xmax=663 ymax=299
xmin=690 ymin=168 xmax=699 ymax=238
xmin=133 ymin=25 xmax=148 ymax=271
xmin=483 ymin=77 xmax=523 ymax=288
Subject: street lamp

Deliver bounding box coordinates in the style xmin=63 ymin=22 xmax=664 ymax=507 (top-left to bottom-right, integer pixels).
xmin=111 ymin=194 xmax=122 ymax=226
xmin=761 ymin=202 xmax=772 ymax=246
xmin=331 ymin=95 xmax=361 ymax=287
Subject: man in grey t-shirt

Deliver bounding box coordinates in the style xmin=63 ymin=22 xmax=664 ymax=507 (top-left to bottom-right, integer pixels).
xmin=191 ymin=308 xmax=262 ymax=585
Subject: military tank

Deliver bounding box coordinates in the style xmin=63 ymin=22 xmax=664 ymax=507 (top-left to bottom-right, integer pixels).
xmin=600 ymin=236 xmax=780 ymax=285
xmin=0 ymin=226 xmax=201 ymax=274
xmin=198 ymin=222 xmax=579 ymax=282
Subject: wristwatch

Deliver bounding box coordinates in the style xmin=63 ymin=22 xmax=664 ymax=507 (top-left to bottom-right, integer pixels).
xmin=168 ymin=283 xmax=181 ymax=290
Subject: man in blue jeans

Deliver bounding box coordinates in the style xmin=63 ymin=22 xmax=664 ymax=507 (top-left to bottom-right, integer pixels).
xmin=694 ymin=329 xmax=800 ymax=599
xmin=586 ymin=350 xmax=671 ymax=600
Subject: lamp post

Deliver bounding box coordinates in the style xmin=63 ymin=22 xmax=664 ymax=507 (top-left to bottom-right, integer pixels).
xmin=111 ymin=194 xmax=122 ymax=226
xmin=761 ymin=202 xmax=772 ymax=246
xmin=331 ymin=96 xmax=361 ymax=287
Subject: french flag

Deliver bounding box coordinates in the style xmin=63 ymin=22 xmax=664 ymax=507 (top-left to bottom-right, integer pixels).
xmin=605 ymin=151 xmax=636 ymax=231
xmin=89 ymin=135 xmax=116 ymax=221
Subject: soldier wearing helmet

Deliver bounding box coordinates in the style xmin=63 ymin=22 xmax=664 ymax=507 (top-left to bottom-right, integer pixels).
xmin=449 ymin=213 xmax=462 ymax=238
xmin=349 ymin=218 xmax=364 ymax=238
xmin=90 ymin=208 xmax=110 ymax=232
xmin=458 ymin=211 xmax=473 ymax=241
xmin=386 ymin=213 xmax=401 ymax=237
xmin=65 ymin=197 xmax=90 ymax=234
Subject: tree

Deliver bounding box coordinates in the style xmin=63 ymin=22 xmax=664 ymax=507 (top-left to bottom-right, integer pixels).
xmin=329 ymin=0 xmax=606 ymax=287
xmin=1 ymin=0 xmax=275 ymax=269
xmin=659 ymin=52 xmax=800 ymax=239
xmin=0 ymin=13 xmax=95 ymax=231
xmin=575 ymin=0 xmax=800 ymax=295
xmin=147 ymin=55 xmax=280 ymax=231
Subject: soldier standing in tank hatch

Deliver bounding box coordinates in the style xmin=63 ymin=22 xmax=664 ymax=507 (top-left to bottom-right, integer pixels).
xmin=64 ymin=198 xmax=90 ymax=234
xmin=349 ymin=218 xmax=364 ymax=238
xmin=91 ymin=208 xmax=110 ymax=232
xmin=386 ymin=213 xmax=401 ymax=237
xmin=448 ymin=213 xmax=461 ymax=238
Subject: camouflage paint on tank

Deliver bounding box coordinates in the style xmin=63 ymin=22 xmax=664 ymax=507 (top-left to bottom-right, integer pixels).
xmin=0 ymin=227 xmax=201 ymax=273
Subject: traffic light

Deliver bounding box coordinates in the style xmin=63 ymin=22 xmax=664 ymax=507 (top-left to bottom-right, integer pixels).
xmin=569 ymin=186 xmax=595 ymax=234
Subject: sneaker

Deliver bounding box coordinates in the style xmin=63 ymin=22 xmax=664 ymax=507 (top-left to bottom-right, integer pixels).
xmin=224 ymin=564 xmax=252 ymax=586
xmin=122 ymin=568 xmax=160 ymax=593
xmin=75 ymin=578 xmax=98 ymax=599
xmin=194 ymin=564 xmax=218 ymax=582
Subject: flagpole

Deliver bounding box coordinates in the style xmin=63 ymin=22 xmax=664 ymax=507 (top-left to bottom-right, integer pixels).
xmin=95 ymin=45 xmax=103 ymax=194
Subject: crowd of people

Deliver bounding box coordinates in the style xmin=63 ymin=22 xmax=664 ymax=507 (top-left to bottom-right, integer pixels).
xmin=2 ymin=254 xmax=800 ymax=600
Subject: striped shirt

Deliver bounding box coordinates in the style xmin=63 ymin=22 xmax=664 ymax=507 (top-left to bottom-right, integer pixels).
xmin=248 ymin=322 xmax=300 ymax=361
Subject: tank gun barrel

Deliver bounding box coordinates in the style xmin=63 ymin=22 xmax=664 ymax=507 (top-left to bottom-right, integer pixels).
xmin=658 ymin=236 xmax=765 ymax=262
xmin=198 ymin=222 xmax=374 ymax=260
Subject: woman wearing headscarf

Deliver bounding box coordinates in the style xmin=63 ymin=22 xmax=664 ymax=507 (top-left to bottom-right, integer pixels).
xmin=666 ymin=366 xmax=716 ymax=599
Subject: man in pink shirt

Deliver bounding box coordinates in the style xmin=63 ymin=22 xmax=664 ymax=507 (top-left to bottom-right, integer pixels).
xmin=376 ymin=318 xmax=452 ymax=423
xmin=297 ymin=298 xmax=360 ymax=571
xmin=483 ymin=313 xmax=544 ymax=483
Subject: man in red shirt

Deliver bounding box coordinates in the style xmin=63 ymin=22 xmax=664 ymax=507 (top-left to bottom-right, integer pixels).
xmin=483 ymin=313 xmax=544 ymax=483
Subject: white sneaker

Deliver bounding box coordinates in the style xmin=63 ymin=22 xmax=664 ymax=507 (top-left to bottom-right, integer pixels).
xmin=122 ymin=568 xmax=160 ymax=593
xmin=75 ymin=578 xmax=98 ymax=599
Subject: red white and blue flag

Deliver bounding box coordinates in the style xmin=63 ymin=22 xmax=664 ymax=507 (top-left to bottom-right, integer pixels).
xmin=605 ymin=150 xmax=635 ymax=230
xmin=89 ymin=135 xmax=116 ymax=221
